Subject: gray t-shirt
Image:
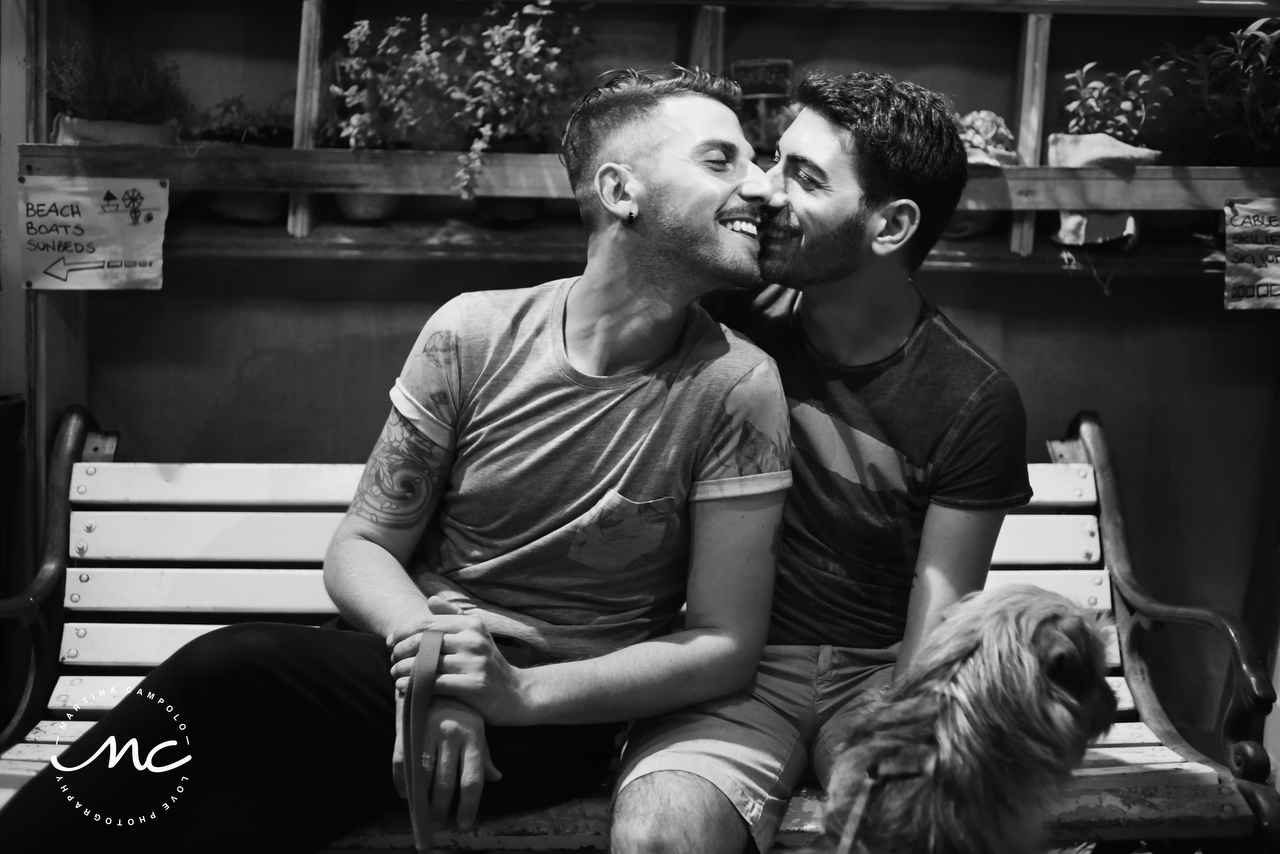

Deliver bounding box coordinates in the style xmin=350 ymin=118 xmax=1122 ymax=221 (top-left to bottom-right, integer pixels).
xmin=391 ymin=277 xmax=792 ymax=662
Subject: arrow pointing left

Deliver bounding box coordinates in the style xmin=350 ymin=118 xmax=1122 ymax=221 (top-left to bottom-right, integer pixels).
xmin=43 ymin=256 xmax=107 ymax=282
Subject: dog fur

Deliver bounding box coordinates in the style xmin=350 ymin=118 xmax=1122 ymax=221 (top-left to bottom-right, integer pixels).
xmin=815 ymin=584 xmax=1118 ymax=854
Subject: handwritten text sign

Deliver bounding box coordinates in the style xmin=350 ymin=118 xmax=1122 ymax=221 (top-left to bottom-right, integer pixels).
xmin=1225 ymin=199 xmax=1280 ymax=310
xmin=19 ymin=176 xmax=167 ymax=290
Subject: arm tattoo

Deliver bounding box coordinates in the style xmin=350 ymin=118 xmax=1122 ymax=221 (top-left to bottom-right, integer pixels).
xmin=350 ymin=408 xmax=449 ymax=529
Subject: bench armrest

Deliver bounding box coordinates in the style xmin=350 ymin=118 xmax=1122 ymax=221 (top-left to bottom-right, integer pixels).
xmin=1073 ymin=411 xmax=1276 ymax=784
xmin=0 ymin=405 xmax=95 ymax=749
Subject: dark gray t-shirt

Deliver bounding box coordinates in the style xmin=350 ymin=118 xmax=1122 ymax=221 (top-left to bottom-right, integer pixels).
xmin=705 ymin=284 xmax=1032 ymax=648
xmin=392 ymin=278 xmax=792 ymax=662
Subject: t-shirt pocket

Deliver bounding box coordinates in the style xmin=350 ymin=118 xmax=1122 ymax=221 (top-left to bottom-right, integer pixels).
xmin=568 ymin=489 xmax=678 ymax=573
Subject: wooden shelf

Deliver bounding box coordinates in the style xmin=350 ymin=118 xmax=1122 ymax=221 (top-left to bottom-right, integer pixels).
xmin=19 ymin=145 xmax=1279 ymax=212
xmin=334 ymin=0 xmax=1278 ymax=15
xmin=158 ymin=215 xmax=1224 ymax=278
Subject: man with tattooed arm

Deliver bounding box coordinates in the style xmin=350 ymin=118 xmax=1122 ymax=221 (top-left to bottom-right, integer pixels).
xmin=0 ymin=66 xmax=791 ymax=853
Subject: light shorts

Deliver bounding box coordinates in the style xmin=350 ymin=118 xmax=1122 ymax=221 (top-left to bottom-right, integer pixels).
xmin=616 ymin=644 xmax=898 ymax=853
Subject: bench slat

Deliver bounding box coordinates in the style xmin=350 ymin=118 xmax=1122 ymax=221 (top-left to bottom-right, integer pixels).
xmin=61 ymin=624 xmax=223 ymax=667
xmin=983 ymin=568 xmax=1112 ymax=611
xmin=24 ymin=720 xmax=95 ymax=743
xmin=1071 ymin=761 xmax=1220 ymax=789
xmin=1093 ymin=721 xmax=1159 ymax=747
xmin=69 ymin=511 xmax=342 ymax=562
xmin=48 ymin=675 xmax=139 ymax=712
xmin=991 ymin=515 xmax=1100 ymax=565
xmin=1109 ymin=676 xmax=1133 ymax=713
xmin=64 ymin=567 xmax=337 ymax=613
xmin=1026 ymin=463 xmax=1096 ymax=507
xmin=71 ymin=462 xmax=363 ymax=507
xmin=70 ymin=510 xmax=1097 ymax=565
xmin=1079 ymin=745 xmax=1186 ymax=768
xmin=67 ymin=462 xmax=1097 ymax=511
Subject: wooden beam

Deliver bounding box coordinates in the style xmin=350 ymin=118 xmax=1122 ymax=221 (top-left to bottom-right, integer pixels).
xmin=1010 ymin=13 xmax=1051 ymax=256
xmin=571 ymin=0 xmax=1275 ymax=12
xmin=690 ymin=6 xmax=725 ymax=73
xmin=23 ymin=146 xmax=1271 ymax=210
xmin=287 ymin=0 xmax=325 ymax=238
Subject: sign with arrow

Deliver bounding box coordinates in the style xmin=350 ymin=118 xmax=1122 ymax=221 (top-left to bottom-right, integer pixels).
xmin=19 ymin=175 xmax=167 ymax=290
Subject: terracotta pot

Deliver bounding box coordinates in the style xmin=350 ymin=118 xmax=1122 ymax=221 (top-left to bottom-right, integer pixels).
xmin=335 ymin=192 xmax=401 ymax=222
xmin=52 ymin=113 xmax=177 ymax=145
xmin=1047 ymin=132 xmax=1162 ymax=249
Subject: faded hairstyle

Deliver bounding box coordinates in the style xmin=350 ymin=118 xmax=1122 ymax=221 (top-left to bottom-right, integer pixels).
xmin=794 ymin=71 xmax=967 ymax=271
xmin=560 ymin=65 xmax=742 ymax=231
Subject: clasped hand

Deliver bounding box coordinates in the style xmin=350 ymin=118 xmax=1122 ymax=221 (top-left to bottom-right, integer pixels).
xmin=388 ymin=595 xmax=529 ymax=828
xmin=387 ymin=594 xmax=531 ymax=725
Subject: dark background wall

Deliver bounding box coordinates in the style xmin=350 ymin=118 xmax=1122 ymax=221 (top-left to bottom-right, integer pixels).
xmin=23 ymin=1 xmax=1280 ymax=764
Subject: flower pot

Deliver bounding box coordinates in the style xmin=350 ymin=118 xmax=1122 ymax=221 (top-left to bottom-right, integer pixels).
xmin=942 ymin=147 xmax=1019 ymax=240
xmin=1047 ymin=132 xmax=1162 ymax=250
xmin=335 ymin=192 xmax=401 ymax=223
xmin=52 ymin=113 xmax=177 ymax=145
xmin=203 ymin=192 xmax=288 ymax=224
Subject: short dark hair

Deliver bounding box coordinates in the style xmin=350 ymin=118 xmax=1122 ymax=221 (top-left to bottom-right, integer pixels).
xmin=560 ymin=65 xmax=742 ymax=230
xmin=794 ymin=71 xmax=967 ymax=271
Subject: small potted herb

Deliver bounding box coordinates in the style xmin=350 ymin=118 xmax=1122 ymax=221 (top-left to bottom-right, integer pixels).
xmin=327 ymin=15 xmax=469 ymax=221
xmin=447 ymin=0 xmax=584 ymax=219
xmin=1051 ymin=62 xmax=1164 ymax=249
xmin=194 ymin=95 xmax=294 ymax=223
xmin=1156 ymin=17 xmax=1280 ymax=167
xmin=943 ymin=110 xmax=1018 ymax=240
xmin=47 ymin=26 xmax=189 ymax=145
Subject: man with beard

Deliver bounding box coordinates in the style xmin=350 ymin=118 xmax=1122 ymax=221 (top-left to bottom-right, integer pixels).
xmin=0 ymin=67 xmax=793 ymax=853
xmin=611 ymin=71 xmax=1032 ymax=854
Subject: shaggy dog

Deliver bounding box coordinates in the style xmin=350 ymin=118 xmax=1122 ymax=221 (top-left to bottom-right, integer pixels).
xmin=816 ymin=585 xmax=1118 ymax=854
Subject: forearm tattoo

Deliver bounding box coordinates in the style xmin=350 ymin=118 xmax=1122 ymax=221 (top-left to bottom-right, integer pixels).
xmin=351 ymin=408 xmax=447 ymax=529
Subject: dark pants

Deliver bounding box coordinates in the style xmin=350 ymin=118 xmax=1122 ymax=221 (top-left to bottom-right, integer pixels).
xmin=0 ymin=622 xmax=620 ymax=854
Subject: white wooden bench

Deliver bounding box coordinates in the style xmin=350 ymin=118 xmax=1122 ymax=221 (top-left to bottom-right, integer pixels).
xmin=1 ymin=406 xmax=1277 ymax=851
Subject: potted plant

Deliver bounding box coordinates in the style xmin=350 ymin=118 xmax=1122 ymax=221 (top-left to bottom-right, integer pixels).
xmin=943 ymin=109 xmax=1018 ymax=240
xmin=447 ymin=0 xmax=584 ymax=221
xmin=1155 ymin=17 xmax=1280 ymax=167
xmin=46 ymin=26 xmax=189 ymax=145
xmin=327 ymin=15 xmax=469 ymax=221
xmin=1050 ymin=62 xmax=1165 ymax=249
xmin=193 ymin=94 xmax=295 ymax=223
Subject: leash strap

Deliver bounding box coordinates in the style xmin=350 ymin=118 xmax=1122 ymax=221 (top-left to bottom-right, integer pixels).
xmin=404 ymin=629 xmax=445 ymax=854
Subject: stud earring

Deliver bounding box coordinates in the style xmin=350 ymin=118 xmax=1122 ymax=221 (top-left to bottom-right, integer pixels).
xmin=628 ymin=211 xmax=636 ymax=223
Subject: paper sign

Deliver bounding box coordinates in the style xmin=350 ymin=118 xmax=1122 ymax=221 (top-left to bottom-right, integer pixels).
xmin=1224 ymin=198 xmax=1280 ymax=310
xmin=19 ymin=176 xmax=167 ymax=290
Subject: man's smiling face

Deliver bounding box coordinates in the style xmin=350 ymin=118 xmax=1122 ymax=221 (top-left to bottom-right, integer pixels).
xmin=637 ymin=95 xmax=771 ymax=290
xmin=760 ymin=107 xmax=875 ymax=288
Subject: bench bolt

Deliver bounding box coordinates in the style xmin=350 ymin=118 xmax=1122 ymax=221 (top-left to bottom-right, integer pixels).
xmin=1221 ymin=786 xmax=1234 ymax=795
xmin=76 ymin=485 xmax=86 ymax=494
xmin=75 ymin=541 xmax=87 ymax=555
xmin=79 ymin=573 xmax=89 ymax=583
xmin=75 ymin=628 xmax=86 ymax=638
xmin=1077 ymin=468 xmax=1088 ymax=478
xmin=84 ymin=521 xmax=95 ymax=532
xmin=1093 ymin=576 xmax=1104 ymax=585
xmin=1083 ymin=549 xmax=1095 ymax=560
xmin=69 ymin=594 xmax=80 ymax=603
xmin=86 ymin=466 xmax=96 ymax=475
xmin=1222 ymin=804 xmax=1234 ymax=813
xmin=66 ymin=649 xmax=78 ymax=658
xmin=1088 ymin=596 xmax=1098 ymax=607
